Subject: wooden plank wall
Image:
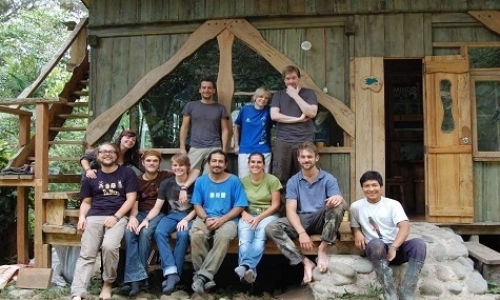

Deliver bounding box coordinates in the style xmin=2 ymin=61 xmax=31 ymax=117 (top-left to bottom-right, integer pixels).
xmin=353 ymin=57 xmax=385 ymax=200
xmin=88 ymin=0 xmax=500 ymax=26
xmin=474 ymin=162 xmax=500 ymax=222
xmin=91 ymin=34 xmax=189 ymax=116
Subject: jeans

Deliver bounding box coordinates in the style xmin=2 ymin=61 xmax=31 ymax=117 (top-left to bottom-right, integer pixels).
xmin=365 ymin=238 xmax=427 ymax=264
xmin=71 ymin=216 xmax=127 ymax=298
xmin=265 ymin=202 xmax=347 ymax=265
xmin=238 ymin=214 xmax=278 ymax=277
xmin=190 ymin=217 xmax=237 ymax=281
xmin=123 ymin=211 xmax=164 ymax=283
xmin=154 ymin=212 xmax=192 ymax=277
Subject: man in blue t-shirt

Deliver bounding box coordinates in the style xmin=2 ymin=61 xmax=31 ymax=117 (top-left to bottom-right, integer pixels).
xmin=189 ymin=150 xmax=248 ymax=294
xmin=71 ymin=142 xmax=140 ymax=300
xmin=266 ymin=142 xmax=347 ymax=285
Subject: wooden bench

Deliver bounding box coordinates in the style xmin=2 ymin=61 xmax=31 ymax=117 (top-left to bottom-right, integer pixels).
xmin=464 ymin=241 xmax=500 ymax=282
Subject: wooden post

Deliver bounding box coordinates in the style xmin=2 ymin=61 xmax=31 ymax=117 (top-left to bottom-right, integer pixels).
xmin=16 ymin=186 xmax=29 ymax=264
xmin=34 ymin=103 xmax=50 ymax=268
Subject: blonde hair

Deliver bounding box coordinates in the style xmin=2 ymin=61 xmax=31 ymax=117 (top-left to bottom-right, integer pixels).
xmin=251 ymin=87 xmax=271 ymax=102
xmin=171 ymin=153 xmax=191 ymax=168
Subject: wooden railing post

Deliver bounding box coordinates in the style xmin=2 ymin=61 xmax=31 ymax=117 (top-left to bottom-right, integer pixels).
xmin=34 ymin=102 xmax=50 ymax=268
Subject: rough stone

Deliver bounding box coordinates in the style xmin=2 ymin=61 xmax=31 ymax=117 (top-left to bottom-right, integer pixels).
xmin=447 ymin=282 xmax=463 ymax=295
xmin=8 ymin=288 xmax=36 ymax=298
xmin=466 ymin=271 xmax=488 ymax=294
xmin=419 ymin=281 xmax=443 ymax=296
xmin=309 ymin=223 xmax=498 ymax=299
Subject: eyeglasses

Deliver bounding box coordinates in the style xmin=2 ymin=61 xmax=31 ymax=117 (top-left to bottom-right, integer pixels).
xmin=98 ymin=150 xmax=117 ymax=155
xmin=144 ymin=159 xmax=159 ymax=163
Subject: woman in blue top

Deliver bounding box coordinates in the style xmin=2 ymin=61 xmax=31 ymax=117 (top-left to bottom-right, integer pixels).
xmin=233 ymin=87 xmax=273 ymax=178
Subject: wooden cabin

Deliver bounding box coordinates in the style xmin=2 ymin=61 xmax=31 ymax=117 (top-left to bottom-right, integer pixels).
xmin=1 ymin=0 xmax=500 ymax=268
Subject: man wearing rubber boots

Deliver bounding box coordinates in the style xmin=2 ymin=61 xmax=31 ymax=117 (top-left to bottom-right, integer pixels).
xmin=350 ymin=171 xmax=426 ymax=300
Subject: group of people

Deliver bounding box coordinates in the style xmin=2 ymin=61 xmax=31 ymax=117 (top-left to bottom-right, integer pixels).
xmin=69 ymin=65 xmax=426 ymax=300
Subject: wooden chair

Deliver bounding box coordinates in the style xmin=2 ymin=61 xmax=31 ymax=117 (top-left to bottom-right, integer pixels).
xmin=385 ymin=176 xmax=406 ymax=210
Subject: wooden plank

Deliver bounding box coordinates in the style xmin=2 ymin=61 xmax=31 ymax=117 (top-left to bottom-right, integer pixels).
xmin=43 ymin=233 xmax=81 ymax=246
xmin=34 ymin=103 xmax=50 ymax=268
xmin=42 ymin=224 xmax=77 ymax=234
xmin=464 ymin=241 xmax=500 ymax=264
xmin=469 ymin=11 xmax=500 ymax=36
xmin=228 ymin=19 xmax=355 ymax=137
xmin=0 ymin=107 xmax=32 ymax=116
xmin=404 ymin=14 xmax=424 ymax=57
xmin=0 ymin=98 xmax=61 ymax=105
xmin=384 ymin=14 xmax=404 ymax=57
xmin=425 ymin=56 xmax=469 ymax=73
xmin=427 ymin=144 xmax=472 ymax=154
xmin=428 ymin=206 xmax=474 ymax=216
xmin=19 ymin=115 xmax=30 ymax=147
xmin=110 ymin=37 xmax=130 ymax=111
xmin=42 ymin=191 xmax=80 ymax=199
xmin=216 ymin=29 xmax=235 ymax=116
xmin=17 ymin=187 xmax=29 ymax=264
xmin=86 ymin=20 xmax=229 ymax=145
xmin=46 ymin=199 xmax=66 ymax=226
xmin=16 ymin=268 xmax=52 ymax=289
xmin=65 ymin=209 xmax=80 ymax=218
xmin=366 ymin=14 xmax=385 ymax=56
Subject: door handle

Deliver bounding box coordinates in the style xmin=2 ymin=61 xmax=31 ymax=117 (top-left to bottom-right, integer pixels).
xmin=462 ymin=137 xmax=470 ymax=144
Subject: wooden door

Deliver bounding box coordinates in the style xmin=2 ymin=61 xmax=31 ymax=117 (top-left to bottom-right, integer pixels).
xmin=424 ymin=55 xmax=473 ymax=223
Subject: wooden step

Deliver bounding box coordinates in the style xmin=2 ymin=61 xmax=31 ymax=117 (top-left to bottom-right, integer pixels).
xmin=464 ymin=241 xmax=500 ymax=264
xmin=72 ymin=90 xmax=89 ymax=97
xmin=65 ymin=209 xmax=80 ymax=218
xmin=42 ymin=190 xmax=80 ymax=199
xmin=55 ymin=113 xmax=89 ymax=119
xmin=80 ymin=80 xmax=89 ymax=86
xmin=42 ymin=224 xmax=77 ymax=234
xmin=48 ymin=140 xmax=86 ymax=145
xmin=52 ymin=102 xmax=88 ymax=107
xmin=49 ymin=126 xmax=87 ymax=131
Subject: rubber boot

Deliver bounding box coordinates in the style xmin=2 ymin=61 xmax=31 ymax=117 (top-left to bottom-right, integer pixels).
xmin=373 ymin=259 xmax=398 ymax=300
xmin=398 ymin=259 xmax=424 ymax=300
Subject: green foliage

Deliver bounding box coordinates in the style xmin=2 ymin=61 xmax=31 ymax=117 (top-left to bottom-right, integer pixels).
xmin=488 ymin=280 xmax=500 ymax=294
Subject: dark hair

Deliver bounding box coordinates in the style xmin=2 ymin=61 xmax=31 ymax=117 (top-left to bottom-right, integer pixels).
xmin=359 ymin=171 xmax=384 ymax=187
xmin=247 ymin=152 xmax=265 ymax=164
xmin=207 ymin=149 xmax=227 ymax=163
xmin=98 ymin=142 xmax=120 ymax=154
xmin=114 ymin=129 xmax=140 ymax=167
xmin=200 ymin=78 xmax=217 ymax=90
xmin=297 ymin=141 xmax=319 ymax=156
xmin=282 ymin=65 xmax=301 ymax=78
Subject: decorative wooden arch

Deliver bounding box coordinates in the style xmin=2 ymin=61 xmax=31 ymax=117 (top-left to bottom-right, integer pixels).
xmin=85 ymin=19 xmax=355 ymax=145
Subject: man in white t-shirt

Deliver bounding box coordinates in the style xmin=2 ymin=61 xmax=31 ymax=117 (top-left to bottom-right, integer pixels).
xmin=350 ymin=171 xmax=426 ymax=300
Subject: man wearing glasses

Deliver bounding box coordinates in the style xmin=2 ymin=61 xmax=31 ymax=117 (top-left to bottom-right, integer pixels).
xmin=71 ymin=142 xmax=140 ymax=300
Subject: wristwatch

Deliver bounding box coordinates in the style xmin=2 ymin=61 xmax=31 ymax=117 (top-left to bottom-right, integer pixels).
xmin=113 ymin=215 xmax=121 ymax=222
xmin=201 ymin=216 xmax=207 ymax=222
xmin=389 ymin=245 xmax=399 ymax=251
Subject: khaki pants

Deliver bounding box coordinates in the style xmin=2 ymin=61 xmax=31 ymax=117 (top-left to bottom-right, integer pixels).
xmin=188 ymin=147 xmax=221 ymax=174
xmin=71 ymin=216 xmax=127 ymax=298
xmin=190 ymin=217 xmax=237 ymax=280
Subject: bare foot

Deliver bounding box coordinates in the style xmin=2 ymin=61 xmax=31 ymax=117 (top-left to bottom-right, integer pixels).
xmin=317 ymin=242 xmax=329 ymax=273
xmin=99 ymin=281 xmax=112 ymax=300
xmin=302 ymin=257 xmax=316 ymax=284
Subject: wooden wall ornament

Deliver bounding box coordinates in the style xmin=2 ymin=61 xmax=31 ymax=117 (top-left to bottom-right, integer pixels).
xmin=469 ymin=11 xmax=500 ymax=36
xmin=85 ymin=18 xmax=355 ymax=145
xmin=361 ymin=76 xmax=383 ymax=93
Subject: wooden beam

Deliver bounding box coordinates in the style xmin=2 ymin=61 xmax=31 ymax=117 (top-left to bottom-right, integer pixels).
xmin=0 ymin=107 xmax=32 ymax=116
xmin=16 ymin=187 xmax=29 ymax=264
xmin=85 ymin=20 xmax=231 ymax=146
xmin=227 ymin=19 xmax=355 ymax=137
xmin=469 ymin=11 xmax=500 ymax=36
xmin=34 ymin=103 xmax=50 ymax=268
xmin=15 ymin=19 xmax=88 ymax=103
xmin=217 ymin=29 xmax=235 ymax=148
xmin=0 ymin=98 xmax=61 ymax=105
